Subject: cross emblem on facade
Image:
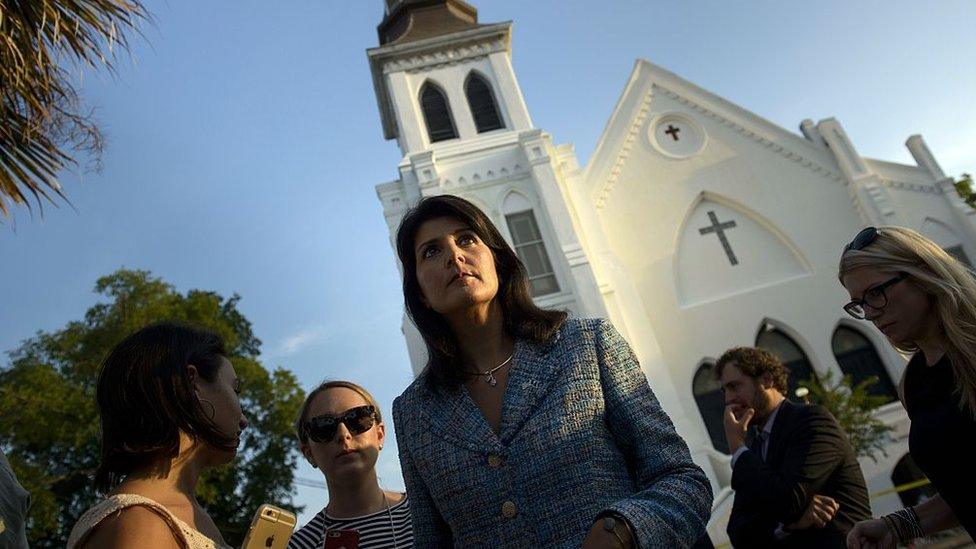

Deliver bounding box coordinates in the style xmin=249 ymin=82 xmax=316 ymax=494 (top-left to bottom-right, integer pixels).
xmin=698 ymin=210 xmax=739 ymax=265
xmin=664 ymin=124 xmax=681 ymax=141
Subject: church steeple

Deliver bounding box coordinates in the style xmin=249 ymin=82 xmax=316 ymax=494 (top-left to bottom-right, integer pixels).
xmin=378 ymin=0 xmax=480 ymax=46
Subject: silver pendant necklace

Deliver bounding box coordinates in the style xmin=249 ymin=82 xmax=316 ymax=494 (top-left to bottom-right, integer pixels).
xmin=477 ymin=353 xmax=514 ymax=387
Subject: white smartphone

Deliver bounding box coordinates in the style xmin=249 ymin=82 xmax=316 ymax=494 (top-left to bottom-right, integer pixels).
xmin=241 ymin=504 xmax=297 ymax=549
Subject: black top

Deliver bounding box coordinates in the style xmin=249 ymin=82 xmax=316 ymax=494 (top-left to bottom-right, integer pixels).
xmin=905 ymin=351 xmax=976 ymax=538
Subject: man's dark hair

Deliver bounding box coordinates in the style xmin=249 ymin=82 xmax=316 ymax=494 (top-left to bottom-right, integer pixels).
xmin=94 ymin=322 xmax=236 ymax=492
xmin=715 ymin=346 xmax=789 ymax=395
xmin=395 ymin=194 xmax=567 ymax=388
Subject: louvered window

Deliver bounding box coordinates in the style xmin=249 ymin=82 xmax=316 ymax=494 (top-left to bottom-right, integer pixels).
xmin=505 ymin=211 xmax=559 ymax=296
xmin=420 ymin=84 xmax=458 ymax=142
xmin=465 ymin=74 xmax=504 ymax=133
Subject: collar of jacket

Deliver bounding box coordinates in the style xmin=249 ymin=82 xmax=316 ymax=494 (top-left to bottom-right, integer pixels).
xmin=417 ymin=327 xmax=565 ymax=452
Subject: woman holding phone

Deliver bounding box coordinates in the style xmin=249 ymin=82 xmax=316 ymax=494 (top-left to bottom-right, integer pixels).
xmin=288 ymin=381 xmax=413 ymax=549
xmin=67 ymin=322 xmax=247 ymax=549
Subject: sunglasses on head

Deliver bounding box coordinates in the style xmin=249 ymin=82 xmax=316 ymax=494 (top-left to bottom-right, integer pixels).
xmin=304 ymin=405 xmax=378 ymax=443
xmin=844 ymin=227 xmax=880 ymax=253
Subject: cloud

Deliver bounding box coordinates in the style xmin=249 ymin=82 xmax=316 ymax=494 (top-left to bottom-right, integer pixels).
xmin=268 ymin=311 xmax=403 ymax=358
xmin=275 ymin=325 xmax=330 ymax=356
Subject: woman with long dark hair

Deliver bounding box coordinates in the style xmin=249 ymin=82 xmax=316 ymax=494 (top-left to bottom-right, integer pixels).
xmin=839 ymin=227 xmax=976 ymax=548
xmin=67 ymin=322 xmax=247 ymax=549
xmin=391 ymin=194 xmax=711 ymax=547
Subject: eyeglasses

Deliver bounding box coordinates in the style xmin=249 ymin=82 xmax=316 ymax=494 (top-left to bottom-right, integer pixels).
xmin=843 ymin=273 xmax=906 ymax=319
xmin=844 ymin=227 xmax=880 ymax=253
xmin=304 ymin=405 xmax=378 ymax=443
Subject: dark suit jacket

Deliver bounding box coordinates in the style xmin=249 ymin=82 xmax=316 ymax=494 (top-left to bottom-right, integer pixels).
xmin=727 ymin=400 xmax=871 ymax=549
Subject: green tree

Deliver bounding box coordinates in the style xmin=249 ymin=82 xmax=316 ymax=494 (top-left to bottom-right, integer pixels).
xmin=0 ymin=0 xmax=149 ymax=218
xmin=0 ymin=269 xmax=306 ymax=547
xmin=798 ymin=370 xmax=893 ymax=463
xmin=955 ymin=173 xmax=976 ymax=209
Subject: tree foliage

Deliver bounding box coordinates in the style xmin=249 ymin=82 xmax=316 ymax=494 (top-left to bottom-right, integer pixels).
xmin=955 ymin=173 xmax=976 ymax=210
xmin=0 ymin=0 xmax=149 ymax=218
xmin=0 ymin=269 xmax=306 ymax=546
xmin=798 ymin=370 xmax=893 ymax=463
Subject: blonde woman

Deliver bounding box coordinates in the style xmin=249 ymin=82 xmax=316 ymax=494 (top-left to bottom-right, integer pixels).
xmin=288 ymin=381 xmax=412 ymax=549
xmin=839 ymin=227 xmax=976 ymax=548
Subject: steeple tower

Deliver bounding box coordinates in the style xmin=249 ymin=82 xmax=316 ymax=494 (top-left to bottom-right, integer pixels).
xmin=367 ymin=1 xmax=608 ymax=374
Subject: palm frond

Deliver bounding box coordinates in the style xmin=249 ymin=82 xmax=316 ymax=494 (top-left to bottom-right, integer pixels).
xmin=0 ymin=0 xmax=149 ymax=219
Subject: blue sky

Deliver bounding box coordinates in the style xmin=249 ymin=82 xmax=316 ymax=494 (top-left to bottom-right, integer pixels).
xmin=3 ymin=0 xmax=974 ymax=525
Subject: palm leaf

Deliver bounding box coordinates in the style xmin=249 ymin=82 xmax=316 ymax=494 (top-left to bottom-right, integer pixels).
xmin=0 ymin=0 xmax=149 ymax=219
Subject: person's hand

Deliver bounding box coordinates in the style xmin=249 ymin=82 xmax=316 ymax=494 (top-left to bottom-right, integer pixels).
xmin=847 ymin=518 xmax=896 ymax=549
xmin=786 ymin=494 xmax=839 ymax=530
xmin=723 ymin=405 xmax=754 ymax=453
xmin=581 ymin=519 xmax=633 ymax=548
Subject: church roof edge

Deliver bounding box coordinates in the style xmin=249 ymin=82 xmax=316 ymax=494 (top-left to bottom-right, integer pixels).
xmin=584 ymin=58 xmax=845 ymax=201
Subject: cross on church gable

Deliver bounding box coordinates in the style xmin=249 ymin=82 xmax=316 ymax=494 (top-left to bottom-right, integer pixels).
xmin=665 ymin=124 xmax=681 ymax=141
xmin=698 ymin=210 xmax=739 ymax=266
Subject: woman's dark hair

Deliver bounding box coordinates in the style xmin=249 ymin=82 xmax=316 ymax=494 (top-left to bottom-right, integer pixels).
xmin=94 ymin=322 xmax=237 ymax=492
xmin=395 ymin=194 xmax=567 ymax=387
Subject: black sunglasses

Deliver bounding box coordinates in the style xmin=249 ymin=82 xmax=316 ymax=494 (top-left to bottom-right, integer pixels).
xmin=844 ymin=227 xmax=880 ymax=253
xmin=304 ymin=405 xmax=378 ymax=443
xmin=843 ymin=273 xmax=906 ymax=319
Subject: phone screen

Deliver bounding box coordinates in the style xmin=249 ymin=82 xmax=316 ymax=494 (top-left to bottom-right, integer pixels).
xmin=324 ymin=529 xmax=360 ymax=549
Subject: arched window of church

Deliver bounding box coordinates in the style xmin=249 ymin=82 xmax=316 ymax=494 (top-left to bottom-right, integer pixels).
xmin=465 ymin=73 xmax=504 ymax=133
xmin=832 ymin=326 xmax=897 ymax=404
xmin=890 ymin=454 xmax=936 ymax=507
xmin=693 ymin=361 xmax=728 ymax=454
xmin=755 ymin=325 xmax=817 ymax=402
xmin=419 ymin=83 xmax=458 ymax=142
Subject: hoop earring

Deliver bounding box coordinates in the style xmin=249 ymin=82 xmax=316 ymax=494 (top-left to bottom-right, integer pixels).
xmin=199 ymin=397 xmax=216 ymax=420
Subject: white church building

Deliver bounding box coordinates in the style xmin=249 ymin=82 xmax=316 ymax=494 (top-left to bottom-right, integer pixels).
xmin=367 ymin=1 xmax=976 ymax=544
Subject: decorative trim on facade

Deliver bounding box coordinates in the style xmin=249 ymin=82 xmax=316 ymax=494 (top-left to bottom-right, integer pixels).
xmin=862 ymin=178 xmax=897 ymax=218
xmin=661 ymin=89 xmax=846 ymax=182
xmin=593 ymin=85 xmax=850 ymax=209
xmin=562 ymin=243 xmax=589 ymax=267
xmin=594 ymin=89 xmax=655 ymax=209
xmin=881 ymin=179 xmax=942 ymax=194
xmin=441 ymin=163 xmax=527 ymax=190
xmin=382 ymin=40 xmax=506 ymax=74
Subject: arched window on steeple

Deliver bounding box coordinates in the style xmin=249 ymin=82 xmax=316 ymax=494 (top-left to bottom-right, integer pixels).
xmin=465 ymin=73 xmax=504 ymax=133
xmin=420 ymin=82 xmax=458 ymax=142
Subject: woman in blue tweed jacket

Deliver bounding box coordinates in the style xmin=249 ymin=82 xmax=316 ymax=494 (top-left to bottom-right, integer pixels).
xmin=392 ymin=195 xmax=712 ymax=548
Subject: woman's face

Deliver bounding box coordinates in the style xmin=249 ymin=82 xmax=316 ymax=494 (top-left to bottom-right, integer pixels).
xmin=192 ymin=357 xmax=248 ymax=462
xmin=413 ymin=216 xmax=500 ymax=317
xmin=842 ymin=267 xmax=938 ymax=346
xmin=301 ymin=388 xmax=384 ymax=482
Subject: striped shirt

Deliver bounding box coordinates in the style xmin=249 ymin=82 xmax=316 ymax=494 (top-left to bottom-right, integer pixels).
xmin=288 ymin=494 xmax=413 ymax=549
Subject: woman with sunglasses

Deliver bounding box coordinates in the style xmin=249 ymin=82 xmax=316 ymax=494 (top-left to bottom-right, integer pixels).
xmin=67 ymin=322 xmax=247 ymax=549
xmin=391 ymin=195 xmax=711 ymax=548
xmin=288 ymin=381 xmax=412 ymax=549
xmin=839 ymin=226 xmax=976 ymax=548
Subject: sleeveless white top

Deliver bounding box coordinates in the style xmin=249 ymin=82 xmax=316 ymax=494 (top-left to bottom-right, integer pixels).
xmin=67 ymin=493 xmax=232 ymax=549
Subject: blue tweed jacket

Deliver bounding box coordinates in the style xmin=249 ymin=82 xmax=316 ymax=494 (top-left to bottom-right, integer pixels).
xmin=392 ymin=318 xmax=712 ymax=548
